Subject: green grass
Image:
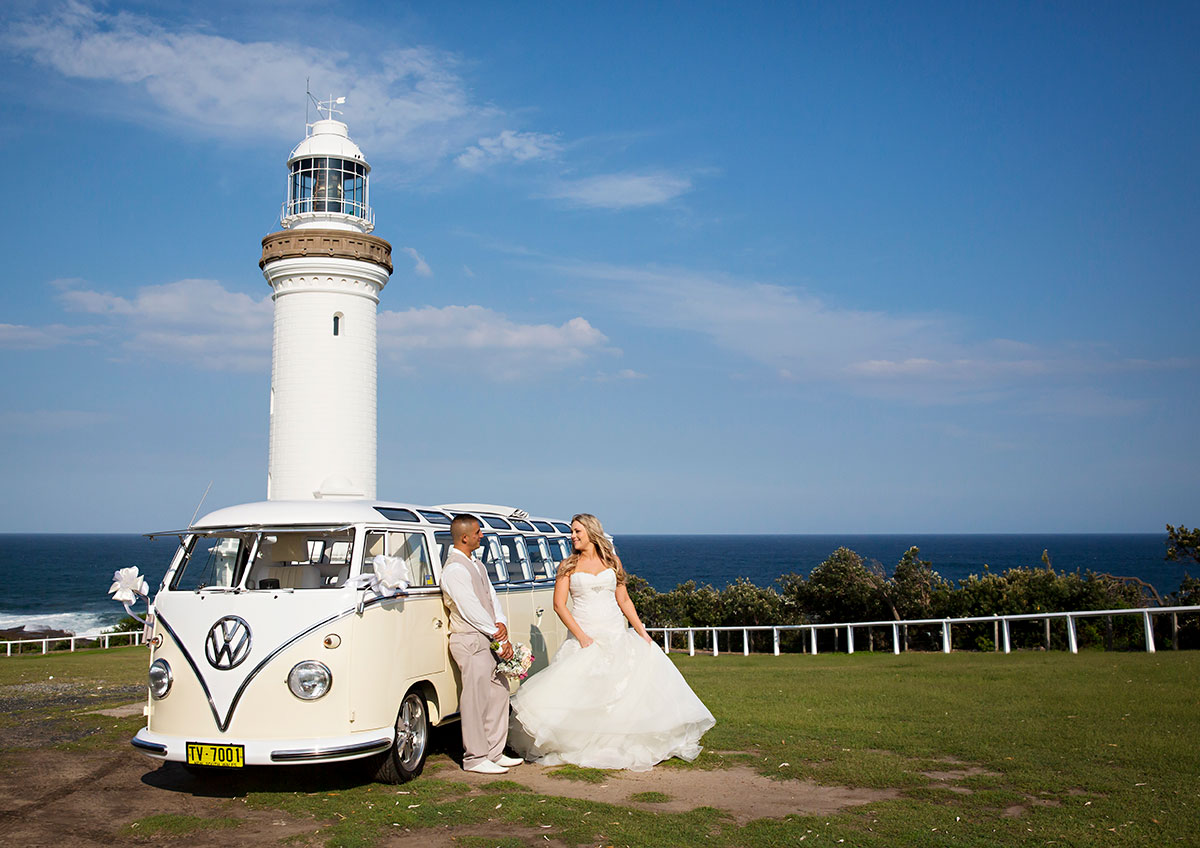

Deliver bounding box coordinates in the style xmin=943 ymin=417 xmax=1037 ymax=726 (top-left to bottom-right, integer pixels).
xmin=123 ymin=813 xmax=240 ymax=836
xmin=0 ymin=646 xmax=148 ymax=750
xmin=628 ymin=790 xmax=672 ymax=802
xmin=546 ymin=763 xmax=614 ymax=783
xmin=5 ymin=647 xmax=1198 ymax=846
xmin=0 ymin=644 xmax=147 ymax=689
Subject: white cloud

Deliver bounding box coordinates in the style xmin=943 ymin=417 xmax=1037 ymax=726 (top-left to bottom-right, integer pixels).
xmin=552 ymin=261 xmax=1190 ymax=405
xmin=0 ymin=322 xmax=96 ymax=349
xmin=379 ymin=305 xmax=609 ymax=379
xmin=456 ymin=130 xmax=562 ymax=169
xmin=546 ymin=172 xmax=692 ymax=209
xmin=401 ymin=247 xmax=433 ymax=277
xmin=2 ymin=2 xmax=496 ymax=162
xmin=591 ymin=368 xmax=647 ymax=382
xmin=27 ymin=275 xmax=609 ymax=377
xmin=58 ymin=278 xmax=273 ymax=370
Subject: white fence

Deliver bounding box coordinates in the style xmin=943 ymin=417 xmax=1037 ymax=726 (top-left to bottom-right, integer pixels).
xmin=648 ymin=605 xmax=1200 ymax=657
xmin=2 ymin=630 xmax=143 ymax=657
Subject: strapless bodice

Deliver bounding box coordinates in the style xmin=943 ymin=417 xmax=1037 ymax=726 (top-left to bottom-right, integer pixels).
xmin=568 ymin=569 xmax=624 ymax=635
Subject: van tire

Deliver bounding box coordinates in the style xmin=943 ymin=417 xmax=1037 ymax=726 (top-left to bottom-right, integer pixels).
xmin=373 ymin=689 xmax=430 ymax=783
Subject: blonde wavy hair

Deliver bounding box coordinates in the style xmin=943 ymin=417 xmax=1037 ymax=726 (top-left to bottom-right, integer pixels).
xmin=559 ymin=513 xmax=626 ymax=584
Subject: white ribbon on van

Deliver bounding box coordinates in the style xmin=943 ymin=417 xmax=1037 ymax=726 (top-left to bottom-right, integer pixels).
xmin=352 ymin=554 xmax=411 ymax=599
xmin=108 ymin=566 xmax=153 ymax=634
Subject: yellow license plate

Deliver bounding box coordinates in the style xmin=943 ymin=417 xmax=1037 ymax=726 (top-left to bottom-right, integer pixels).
xmin=186 ymin=742 xmax=245 ymax=768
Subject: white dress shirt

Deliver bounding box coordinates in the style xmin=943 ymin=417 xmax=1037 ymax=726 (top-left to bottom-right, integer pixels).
xmin=442 ymin=547 xmax=508 ymax=636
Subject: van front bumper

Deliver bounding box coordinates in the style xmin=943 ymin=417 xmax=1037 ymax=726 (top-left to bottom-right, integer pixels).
xmin=132 ymin=726 xmax=394 ymax=766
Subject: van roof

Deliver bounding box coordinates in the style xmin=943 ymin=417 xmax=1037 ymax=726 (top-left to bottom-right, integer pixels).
xmin=186 ymin=499 xmax=569 ymax=532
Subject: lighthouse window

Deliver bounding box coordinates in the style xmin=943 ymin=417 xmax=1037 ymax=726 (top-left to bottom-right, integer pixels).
xmin=288 ymin=157 xmax=368 ymax=219
xmin=332 ymin=313 xmax=342 ymax=336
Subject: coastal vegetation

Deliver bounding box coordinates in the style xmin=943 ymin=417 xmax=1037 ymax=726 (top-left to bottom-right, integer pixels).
xmin=628 ymin=539 xmax=1200 ymax=653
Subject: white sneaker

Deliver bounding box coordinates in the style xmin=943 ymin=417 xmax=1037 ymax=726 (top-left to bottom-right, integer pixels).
xmin=494 ymin=754 xmax=524 ymax=767
xmin=464 ymin=760 xmax=508 ymax=774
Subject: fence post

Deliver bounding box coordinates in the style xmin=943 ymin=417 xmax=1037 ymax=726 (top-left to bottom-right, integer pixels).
xmin=773 ymin=628 xmax=780 ymax=656
xmin=1066 ymin=615 xmax=1078 ymax=654
xmin=810 ymin=627 xmax=818 ymax=655
xmin=1044 ymin=618 xmax=1051 ymax=650
xmin=891 ymin=623 xmax=900 ymax=655
xmin=1002 ymin=619 xmax=1011 ymax=654
xmin=70 ymin=637 xmax=76 ymax=653
xmin=662 ymin=630 xmax=670 ymax=653
xmin=711 ymin=628 xmax=718 ymax=657
xmin=42 ymin=639 xmax=48 ymax=655
xmin=941 ymin=621 xmax=951 ymax=654
xmin=847 ymin=625 xmax=855 ymax=655
xmin=1172 ymin=613 xmax=1179 ymax=650
xmin=742 ymin=629 xmax=749 ymax=656
xmin=1143 ymin=611 xmax=1156 ymax=653
xmin=687 ymin=629 xmax=695 ymax=656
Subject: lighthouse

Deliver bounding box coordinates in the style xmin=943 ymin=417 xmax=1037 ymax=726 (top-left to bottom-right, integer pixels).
xmin=260 ymin=99 xmax=393 ymax=501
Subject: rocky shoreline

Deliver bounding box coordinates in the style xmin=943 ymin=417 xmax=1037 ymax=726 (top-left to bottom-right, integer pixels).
xmin=0 ymin=625 xmax=78 ymax=641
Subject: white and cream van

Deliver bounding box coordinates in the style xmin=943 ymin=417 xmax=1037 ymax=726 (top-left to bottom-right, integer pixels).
xmin=132 ymin=499 xmax=572 ymax=782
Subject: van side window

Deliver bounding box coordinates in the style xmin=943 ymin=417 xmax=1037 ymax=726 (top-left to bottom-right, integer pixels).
xmin=525 ymin=535 xmax=555 ymax=579
xmin=480 ymin=535 xmax=508 ymax=584
xmin=434 ymin=532 xmax=453 ymax=570
xmin=497 ymin=536 xmax=532 ymax=582
xmin=388 ymin=531 xmax=435 ymax=588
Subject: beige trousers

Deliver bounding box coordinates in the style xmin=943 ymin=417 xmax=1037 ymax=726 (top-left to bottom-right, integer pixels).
xmin=449 ymin=631 xmax=510 ymax=768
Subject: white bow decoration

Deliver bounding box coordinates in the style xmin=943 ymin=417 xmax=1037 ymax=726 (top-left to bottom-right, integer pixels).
xmin=108 ymin=566 xmax=152 ymax=626
xmin=353 ymin=555 xmax=411 ymax=598
xmin=109 ymin=566 xmax=149 ymax=603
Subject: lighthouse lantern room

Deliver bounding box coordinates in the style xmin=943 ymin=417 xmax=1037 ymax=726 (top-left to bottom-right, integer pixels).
xmin=260 ymin=98 xmax=393 ymax=501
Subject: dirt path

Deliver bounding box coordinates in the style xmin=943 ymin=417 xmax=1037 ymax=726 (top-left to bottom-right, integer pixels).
xmin=0 ymin=699 xmax=896 ymax=847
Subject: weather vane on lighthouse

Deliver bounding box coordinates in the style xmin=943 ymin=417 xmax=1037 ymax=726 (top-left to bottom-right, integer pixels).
xmin=259 ymin=95 xmax=394 ymax=501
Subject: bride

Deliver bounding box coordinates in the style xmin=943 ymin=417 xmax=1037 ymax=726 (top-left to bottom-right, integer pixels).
xmin=509 ymin=514 xmax=715 ymax=771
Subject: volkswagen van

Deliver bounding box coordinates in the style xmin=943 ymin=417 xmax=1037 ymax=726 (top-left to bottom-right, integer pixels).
xmin=132 ymin=499 xmax=571 ymax=782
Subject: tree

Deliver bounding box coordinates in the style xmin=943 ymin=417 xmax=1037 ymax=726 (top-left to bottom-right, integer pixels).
xmin=799 ymin=547 xmax=887 ymax=623
xmin=1166 ymin=524 xmax=1200 ymax=565
xmin=890 ymin=546 xmax=951 ymax=620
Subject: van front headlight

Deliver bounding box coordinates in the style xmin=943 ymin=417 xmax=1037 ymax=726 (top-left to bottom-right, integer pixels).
xmin=148 ymin=659 xmax=172 ymax=699
xmin=287 ymin=661 xmax=332 ymax=700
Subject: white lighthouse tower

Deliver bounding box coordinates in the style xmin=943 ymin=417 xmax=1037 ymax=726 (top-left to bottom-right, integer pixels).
xmin=260 ymin=99 xmax=393 ymax=501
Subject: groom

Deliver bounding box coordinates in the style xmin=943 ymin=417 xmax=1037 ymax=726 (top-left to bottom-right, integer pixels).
xmin=442 ymin=514 xmax=522 ymax=774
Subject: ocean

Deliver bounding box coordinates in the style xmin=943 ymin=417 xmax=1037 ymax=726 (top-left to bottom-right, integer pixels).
xmin=0 ymin=533 xmax=1186 ymax=636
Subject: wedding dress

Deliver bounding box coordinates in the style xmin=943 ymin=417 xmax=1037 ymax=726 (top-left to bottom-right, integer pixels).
xmin=509 ymin=569 xmax=715 ymax=771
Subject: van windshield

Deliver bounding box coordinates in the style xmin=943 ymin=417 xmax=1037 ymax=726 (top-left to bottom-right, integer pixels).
xmin=246 ymin=531 xmax=356 ymax=590
xmin=169 ymin=530 xmax=357 ymax=591
xmin=170 ymin=535 xmax=252 ymax=591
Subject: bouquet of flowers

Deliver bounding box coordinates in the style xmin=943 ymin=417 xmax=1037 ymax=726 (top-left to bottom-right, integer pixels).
xmin=490 ymin=640 xmax=535 ymax=680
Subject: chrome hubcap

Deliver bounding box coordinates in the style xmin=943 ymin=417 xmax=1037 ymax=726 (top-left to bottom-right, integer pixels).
xmin=396 ymin=694 xmax=426 ymax=769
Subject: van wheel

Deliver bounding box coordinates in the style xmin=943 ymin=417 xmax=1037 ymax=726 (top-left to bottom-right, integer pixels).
xmin=374 ymin=689 xmax=429 ymax=784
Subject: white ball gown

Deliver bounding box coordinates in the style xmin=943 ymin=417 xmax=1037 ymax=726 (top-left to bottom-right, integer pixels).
xmin=509 ymin=569 xmax=715 ymax=771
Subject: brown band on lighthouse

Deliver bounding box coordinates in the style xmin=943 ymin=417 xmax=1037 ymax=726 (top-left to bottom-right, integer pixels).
xmin=260 ymin=229 xmax=393 ymax=274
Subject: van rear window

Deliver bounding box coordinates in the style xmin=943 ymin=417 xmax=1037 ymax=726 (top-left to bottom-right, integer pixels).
xmin=419 ymin=510 xmax=451 ymax=525
xmin=481 ymin=515 xmax=513 ymax=530
xmin=532 ymin=521 xmax=555 ymax=532
xmin=553 ymin=522 xmax=571 ymax=533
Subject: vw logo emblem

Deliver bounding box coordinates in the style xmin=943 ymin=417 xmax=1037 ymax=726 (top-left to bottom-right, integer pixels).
xmin=205 ymin=616 xmax=252 ymax=670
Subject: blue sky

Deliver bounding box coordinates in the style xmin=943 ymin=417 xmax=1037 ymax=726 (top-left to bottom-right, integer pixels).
xmin=1 ymin=0 xmax=1196 ymax=533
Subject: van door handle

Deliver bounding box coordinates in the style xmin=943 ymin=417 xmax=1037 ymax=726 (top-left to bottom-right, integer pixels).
xmin=535 ymin=608 xmax=545 ymax=616
xmin=432 ymin=619 xmax=443 ymax=629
